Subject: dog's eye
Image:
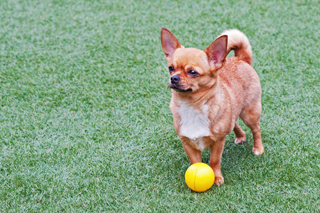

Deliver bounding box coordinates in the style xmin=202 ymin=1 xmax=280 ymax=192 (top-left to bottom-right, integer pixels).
xmin=188 ymin=70 xmax=198 ymax=76
xmin=168 ymin=66 xmax=174 ymax=72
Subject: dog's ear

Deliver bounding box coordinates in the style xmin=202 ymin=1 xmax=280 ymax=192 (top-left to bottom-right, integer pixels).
xmin=161 ymin=28 xmax=182 ymax=62
xmin=205 ymin=35 xmax=228 ymax=70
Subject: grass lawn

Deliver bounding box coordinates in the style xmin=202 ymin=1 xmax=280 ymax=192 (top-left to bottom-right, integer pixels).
xmin=1 ymin=0 xmax=320 ymax=211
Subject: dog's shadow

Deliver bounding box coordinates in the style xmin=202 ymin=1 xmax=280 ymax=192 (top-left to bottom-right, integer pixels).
xmin=200 ymin=132 xmax=267 ymax=184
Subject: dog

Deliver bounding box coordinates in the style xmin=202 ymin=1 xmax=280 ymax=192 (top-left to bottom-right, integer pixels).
xmin=160 ymin=28 xmax=264 ymax=186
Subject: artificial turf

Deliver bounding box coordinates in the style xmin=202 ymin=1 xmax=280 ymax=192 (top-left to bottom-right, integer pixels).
xmin=1 ymin=0 xmax=320 ymax=211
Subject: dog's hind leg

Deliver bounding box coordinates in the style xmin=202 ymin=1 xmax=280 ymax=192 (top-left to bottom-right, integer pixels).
xmin=233 ymin=121 xmax=246 ymax=144
xmin=240 ymin=102 xmax=264 ymax=156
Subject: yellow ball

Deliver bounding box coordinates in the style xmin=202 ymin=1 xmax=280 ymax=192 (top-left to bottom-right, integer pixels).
xmin=185 ymin=163 xmax=215 ymax=192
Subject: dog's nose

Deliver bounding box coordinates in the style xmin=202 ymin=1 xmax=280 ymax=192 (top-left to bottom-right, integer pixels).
xmin=171 ymin=76 xmax=180 ymax=84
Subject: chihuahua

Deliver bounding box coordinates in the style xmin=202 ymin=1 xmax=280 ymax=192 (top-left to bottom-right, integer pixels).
xmin=161 ymin=28 xmax=264 ymax=186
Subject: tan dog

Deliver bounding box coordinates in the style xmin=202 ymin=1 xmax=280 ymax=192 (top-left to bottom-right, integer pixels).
xmin=161 ymin=28 xmax=264 ymax=186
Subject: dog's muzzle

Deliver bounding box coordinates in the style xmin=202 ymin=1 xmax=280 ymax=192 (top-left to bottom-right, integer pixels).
xmin=171 ymin=75 xmax=180 ymax=84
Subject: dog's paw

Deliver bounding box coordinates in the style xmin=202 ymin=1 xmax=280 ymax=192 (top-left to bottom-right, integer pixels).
xmin=252 ymin=147 xmax=264 ymax=156
xmin=214 ymin=176 xmax=224 ymax=186
xmin=234 ymin=136 xmax=246 ymax=144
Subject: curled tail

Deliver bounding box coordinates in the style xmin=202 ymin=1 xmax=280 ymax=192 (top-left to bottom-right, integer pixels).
xmin=219 ymin=29 xmax=253 ymax=65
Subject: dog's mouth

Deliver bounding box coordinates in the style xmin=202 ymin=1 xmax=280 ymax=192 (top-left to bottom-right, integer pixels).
xmin=169 ymin=84 xmax=192 ymax=93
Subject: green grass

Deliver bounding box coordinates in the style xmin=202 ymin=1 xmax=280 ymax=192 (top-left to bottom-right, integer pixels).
xmin=1 ymin=0 xmax=320 ymax=211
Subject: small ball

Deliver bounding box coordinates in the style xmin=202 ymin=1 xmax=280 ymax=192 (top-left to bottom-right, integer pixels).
xmin=185 ymin=163 xmax=215 ymax=192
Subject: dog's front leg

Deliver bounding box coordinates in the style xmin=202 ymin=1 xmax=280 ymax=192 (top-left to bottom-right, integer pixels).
xmin=181 ymin=138 xmax=202 ymax=164
xmin=209 ymin=137 xmax=225 ymax=186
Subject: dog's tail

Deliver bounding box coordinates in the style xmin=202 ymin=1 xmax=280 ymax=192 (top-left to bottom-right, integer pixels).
xmin=219 ymin=29 xmax=252 ymax=65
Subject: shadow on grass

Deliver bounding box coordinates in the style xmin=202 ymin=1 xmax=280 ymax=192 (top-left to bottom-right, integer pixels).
xmin=165 ymin=130 xmax=272 ymax=188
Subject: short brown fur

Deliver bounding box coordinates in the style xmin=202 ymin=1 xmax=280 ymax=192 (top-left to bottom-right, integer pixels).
xmin=161 ymin=28 xmax=264 ymax=186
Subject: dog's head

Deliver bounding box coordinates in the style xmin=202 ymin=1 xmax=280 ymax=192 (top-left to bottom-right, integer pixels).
xmin=161 ymin=28 xmax=228 ymax=94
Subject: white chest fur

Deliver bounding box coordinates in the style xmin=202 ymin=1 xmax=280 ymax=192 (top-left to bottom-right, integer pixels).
xmin=177 ymin=101 xmax=211 ymax=150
